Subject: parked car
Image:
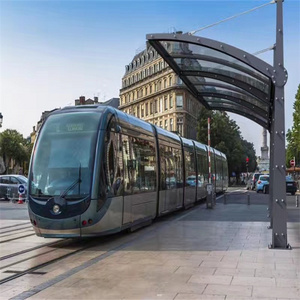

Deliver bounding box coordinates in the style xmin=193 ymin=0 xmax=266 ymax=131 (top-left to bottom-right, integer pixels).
xmin=256 ymin=174 xmax=269 ymax=193
xmin=262 ymin=176 xmax=298 ymax=195
xmin=250 ymin=173 xmax=263 ymax=190
xmin=0 ymin=175 xmax=28 ymax=200
xmin=285 ymin=176 xmax=298 ymax=195
xmin=186 ymin=175 xmax=197 ymax=186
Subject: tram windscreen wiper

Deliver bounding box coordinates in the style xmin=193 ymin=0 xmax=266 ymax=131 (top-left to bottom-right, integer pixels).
xmin=61 ymin=164 xmax=82 ymax=198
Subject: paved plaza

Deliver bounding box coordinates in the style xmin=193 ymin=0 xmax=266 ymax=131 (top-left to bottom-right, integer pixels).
xmin=1 ymin=192 xmax=299 ymax=300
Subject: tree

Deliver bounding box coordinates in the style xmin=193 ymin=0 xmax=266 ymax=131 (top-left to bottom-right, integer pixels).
xmin=286 ymin=84 xmax=300 ymax=167
xmin=197 ymin=107 xmax=256 ymax=183
xmin=0 ymin=129 xmax=28 ymax=174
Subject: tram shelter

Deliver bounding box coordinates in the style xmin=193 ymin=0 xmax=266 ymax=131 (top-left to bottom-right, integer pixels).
xmin=147 ymin=0 xmax=288 ymax=249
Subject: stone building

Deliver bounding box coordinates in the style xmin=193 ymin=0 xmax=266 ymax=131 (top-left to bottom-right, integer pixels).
xmin=119 ymin=40 xmax=202 ymax=139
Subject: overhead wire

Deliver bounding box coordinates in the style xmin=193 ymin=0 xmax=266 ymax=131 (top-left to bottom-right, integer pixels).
xmin=188 ymin=0 xmax=275 ymax=35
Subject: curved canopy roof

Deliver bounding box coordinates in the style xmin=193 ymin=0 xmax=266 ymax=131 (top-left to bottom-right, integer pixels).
xmin=146 ymin=33 xmax=287 ymax=130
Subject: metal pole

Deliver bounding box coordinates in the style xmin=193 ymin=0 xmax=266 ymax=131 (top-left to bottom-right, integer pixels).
xmin=208 ymin=117 xmax=211 ymax=184
xmin=269 ymin=0 xmax=289 ymax=249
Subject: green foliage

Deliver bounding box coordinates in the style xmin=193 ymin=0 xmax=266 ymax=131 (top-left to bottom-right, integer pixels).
xmin=0 ymin=129 xmax=30 ymax=174
xmin=286 ymin=84 xmax=300 ymax=167
xmin=197 ymin=107 xmax=257 ymax=180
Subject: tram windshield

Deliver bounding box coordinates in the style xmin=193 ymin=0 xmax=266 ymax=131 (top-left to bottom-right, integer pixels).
xmin=29 ymin=112 xmax=100 ymax=199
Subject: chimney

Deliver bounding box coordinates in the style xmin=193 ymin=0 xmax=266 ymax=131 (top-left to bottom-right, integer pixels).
xmin=94 ymin=97 xmax=98 ymax=103
xmin=79 ymin=96 xmax=85 ymax=105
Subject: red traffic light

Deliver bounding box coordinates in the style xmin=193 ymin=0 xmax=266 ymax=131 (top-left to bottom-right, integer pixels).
xmin=246 ymin=157 xmax=249 ymax=162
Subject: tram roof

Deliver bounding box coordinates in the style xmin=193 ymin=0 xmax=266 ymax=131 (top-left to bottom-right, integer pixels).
xmin=146 ymin=32 xmax=287 ymax=130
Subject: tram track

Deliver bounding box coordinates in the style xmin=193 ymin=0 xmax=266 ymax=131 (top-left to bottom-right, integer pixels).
xmin=0 ymin=237 xmax=110 ymax=285
xmin=0 ymin=228 xmax=33 ymax=238
xmin=7 ymin=203 xmax=209 ymax=300
xmin=0 ymin=225 xmax=33 ymax=235
xmin=1 ymin=202 xmax=207 ymax=290
xmin=0 ymin=233 xmax=36 ymax=244
xmin=0 ymin=222 xmax=30 ymax=230
xmin=0 ymin=239 xmax=67 ymax=261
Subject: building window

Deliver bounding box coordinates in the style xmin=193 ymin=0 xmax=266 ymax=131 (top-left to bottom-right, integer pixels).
xmin=155 ymin=83 xmax=158 ymax=92
xmin=177 ymin=124 xmax=183 ymax=136
xmin=164 ymin=97 xmax=168 ymax=110
xmin=170 ymin=118 xmax=173 ymax=131
xmin=176 ymin=95 xmax=183 ymax=108
xmin=160 ymin=121 xmax=162 ymax=128
xmin=150 ymin=102 xmax=153 ymax=114
xmin=165 ymin=119 xmax=168 ymax=130
xmin=164 ymin=79 xmax=167 ymax=89
xmin=141 ymin=104 xmax=144 ymax=118
xmin=169 ymin=95 xmax=173 ymax=108
xmin=169 ymin=77 xmax=172 ymax=86
xmin=136 ymin=105 xmax=140 ymax=118
xmin=159 ymin=98 xmax=163 ymax=113
xmin=146 ymin=103 xmax=148 ymax=116
xmin=150 ymin=85 xmax=152 ymax=94
xmin=155 ymin=100 xmax=158 ymax=113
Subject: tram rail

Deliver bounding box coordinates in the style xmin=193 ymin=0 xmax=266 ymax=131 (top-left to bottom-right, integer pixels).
xmin=0 ymin=237 xmax=102 ymax=285
xmin=0 ymin=240 xmax=66 ymax=261
xmin=0 ymin=225 xmax=33 ymax=235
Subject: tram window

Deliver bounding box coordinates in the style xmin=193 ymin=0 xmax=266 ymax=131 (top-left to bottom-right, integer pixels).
xmin=197 ymin=152 xmax=208 ymax=185
xmin=123 ymin=135 xmax=156 ymax=195
xmin=185 ymin=149 xmax=196 ymax=187
xmin=160 ymin=144 xmax=182 ymax=190
xmin=105 ymin=125 xmax=123 ymax=197
xmin=30 ymin=112 xmax=99 ymax=198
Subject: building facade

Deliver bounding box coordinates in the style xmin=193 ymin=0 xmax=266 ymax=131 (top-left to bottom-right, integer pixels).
xmin=119 ymin=42 xmax=202 ymax=139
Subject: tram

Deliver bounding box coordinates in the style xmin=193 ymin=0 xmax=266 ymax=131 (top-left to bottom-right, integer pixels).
xmin=28 ymin=105 xmax=228 ymax=238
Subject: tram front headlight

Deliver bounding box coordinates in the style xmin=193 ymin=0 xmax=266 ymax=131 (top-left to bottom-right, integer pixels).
xmin=53 ymin=204 xmax=60 ymax=214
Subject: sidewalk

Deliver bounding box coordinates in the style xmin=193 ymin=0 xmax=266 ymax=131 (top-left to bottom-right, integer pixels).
xmin=18 ymin=197 xmax=300 ymax=300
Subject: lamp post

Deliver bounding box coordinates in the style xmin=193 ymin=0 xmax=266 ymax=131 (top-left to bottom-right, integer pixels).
xmin=0 ymin=113 xmax=3 ymax=128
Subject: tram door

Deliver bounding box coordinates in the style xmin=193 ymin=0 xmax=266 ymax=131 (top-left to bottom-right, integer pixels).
xmin=121 ymin=134 xmax=157 ymax=225
xmin=159 ymin=143 xmax=183 ymax=214
xmin=104 ymin=120 xmax=124 ymax=229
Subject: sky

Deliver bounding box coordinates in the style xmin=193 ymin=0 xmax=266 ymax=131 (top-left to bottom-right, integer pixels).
xmin=0 ymin=0 xmax=299 ymax=156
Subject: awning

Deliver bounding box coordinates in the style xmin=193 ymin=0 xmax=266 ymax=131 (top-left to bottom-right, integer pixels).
xmin=146 ymin=33 xmax=287 ymax=130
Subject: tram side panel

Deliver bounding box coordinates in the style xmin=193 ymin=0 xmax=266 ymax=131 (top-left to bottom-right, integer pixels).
xmin=222 ymin=154 xmax=229 ymax=192
xmin=193 ymin=141 xmax=209 ymax=201
xmin=116 ymin=112 xmax=157 ymax=227
xmin=81 ymin=115 xmax=124 ymax=236
xmin=156 ymin=128 xmax=183 ymax=215
xmin=214 ymin=150 xmax=223 ymax=194
xmin=121 ymin=133 xmax=157 ymax=224
xmin=182 ymin=138 xmax=197 ymax=208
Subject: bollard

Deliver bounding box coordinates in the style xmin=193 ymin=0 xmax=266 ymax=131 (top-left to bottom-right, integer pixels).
xmin=247 ymin=192 xmax=250 ymax=205
xmin=296 ymin=195 xmax=299 ymax=208
xmin=206 ymin=183 xmax=213 ymax=209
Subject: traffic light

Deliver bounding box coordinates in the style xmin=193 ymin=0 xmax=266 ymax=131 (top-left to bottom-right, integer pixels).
xmin=246 ymin=157 xmax=249 ymax=168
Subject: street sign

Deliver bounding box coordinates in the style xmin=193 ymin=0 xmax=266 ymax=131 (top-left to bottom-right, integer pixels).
xmin=18 ymin=184 xmax=25 ymax=195
xmin=290 ymin=159 xmax=295 ymax=167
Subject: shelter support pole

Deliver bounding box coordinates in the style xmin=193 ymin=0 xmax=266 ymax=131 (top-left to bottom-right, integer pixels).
xmin=268 ymin=116 xmax=274 ymax=229
xmin=269 ymin=0 xmax=289 ymax=249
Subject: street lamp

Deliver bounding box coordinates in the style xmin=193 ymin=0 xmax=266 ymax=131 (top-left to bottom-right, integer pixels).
xmin=0 ymin=113 xmax=3 ymax=127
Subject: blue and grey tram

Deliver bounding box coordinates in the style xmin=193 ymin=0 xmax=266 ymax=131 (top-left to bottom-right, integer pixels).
xmin=28 ymin=105 xmax=228 ymax=238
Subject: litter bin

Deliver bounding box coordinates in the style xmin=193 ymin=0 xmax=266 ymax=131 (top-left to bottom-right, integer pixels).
xmin=206 ymin=183 xmax=214 ymax=209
